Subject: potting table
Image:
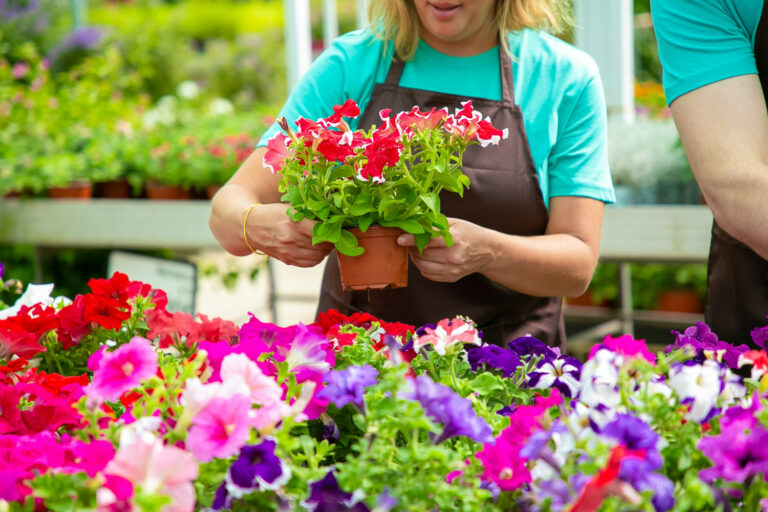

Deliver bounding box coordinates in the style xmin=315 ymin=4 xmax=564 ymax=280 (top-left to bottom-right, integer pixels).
xmin=0 ymin=200 xmax=714 ymax=345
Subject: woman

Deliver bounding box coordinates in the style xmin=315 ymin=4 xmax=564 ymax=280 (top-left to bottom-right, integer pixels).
xmin=209 ymin=0 xmax=614 ymax=349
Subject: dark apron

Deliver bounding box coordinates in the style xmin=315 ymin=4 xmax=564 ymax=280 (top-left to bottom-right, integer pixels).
xmin=316 ymin=45 xmax=565 ymax=350
xmin=705 ymin=1 xmax=768 ymax=344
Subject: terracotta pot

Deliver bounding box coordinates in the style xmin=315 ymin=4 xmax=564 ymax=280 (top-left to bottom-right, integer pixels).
xmin=98 ymin=179 xmax=132 ymax=199
xmin=656 ymin=290 xmax=704 ymax=313
xmin=337 ymin=226 xmax=408 ymax=290
xmin=48 ymin=181 xmax=93 ymax=200
xmin=3 ymin=190 xmax=22 ymax=199
xmin=205 ymin=185 xmax=221 ymax=200
xmin=145 ymin=182 xmax=193 ymax=200
xmin=566 ymin=291 xmax=609 ymax=308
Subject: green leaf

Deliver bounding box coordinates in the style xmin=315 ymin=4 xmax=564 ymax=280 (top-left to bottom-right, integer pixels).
xmin=380 ymin=218 xmax=424 ymax=234
xmin=414 ymin=232 xmax=431 ymax=252
xmin=350 ymin=192 xmax=374 ymax=216
xmin=469 ymin=373 xmax=505 ymax=395
xmin=286 ymin=206 xmax=305 ymax=222
xmin=329 ymin=164 xmax=355 ymax=181
xmin=421 ymin=192 xmax=440 ymax=213
xmin=280 ymin=186 xmax=303 ymax=205
xmin=313 ymin=220 xmax=342 ymax=244
xmin=307 ymin=197 xmax=331 ymax=220
xmin=357 ymin=214 xmax=374 ymax=232
xmin=336 ymin=229 xmax=365 ymax=256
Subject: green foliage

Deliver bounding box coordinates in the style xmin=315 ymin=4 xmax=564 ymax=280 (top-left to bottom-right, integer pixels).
xmin=630 ymin=262 xmax=707 ymax=310
xmin=21 ymin=472 xmax=98 ymax=512
xmin=0 ymin=0 xmax=71 ymax=59
xmin=90 ymin=0 xmax=283 ymax=42
xmin=276 ymin=117 xmax=475 ymax=256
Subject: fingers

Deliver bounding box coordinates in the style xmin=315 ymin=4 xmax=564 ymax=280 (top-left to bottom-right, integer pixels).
xmin=397 ymin=233 xmax=447 ymax=248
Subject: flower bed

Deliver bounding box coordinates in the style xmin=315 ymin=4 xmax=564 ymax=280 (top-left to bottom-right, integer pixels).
xmin=1 ymin=268 xmax=768 ymax=511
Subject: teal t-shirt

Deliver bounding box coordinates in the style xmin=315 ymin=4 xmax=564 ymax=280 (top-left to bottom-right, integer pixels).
xmin=651 ymin=0 xmax=764 ymax=105
xmin=258 ymin=29 xmax=615 ymax=209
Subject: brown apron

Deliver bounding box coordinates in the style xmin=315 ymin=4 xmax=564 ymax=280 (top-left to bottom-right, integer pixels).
xmin=316 ymin=45 xmax=565 ymax=350
xmin=705 ymin=1 xmax=768 ymax=345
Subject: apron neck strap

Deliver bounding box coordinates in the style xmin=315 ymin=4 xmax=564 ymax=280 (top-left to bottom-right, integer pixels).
xmin=498 ymin=39 xmax=516 ymax=105
xmin=383 ymin=37 xmax=518 ymax=105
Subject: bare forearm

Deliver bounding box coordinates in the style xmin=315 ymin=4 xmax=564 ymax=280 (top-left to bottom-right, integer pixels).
xmin=481 ymin=229 xmax=598 ymax=297
xmin=209 ymin=183 xmax=263 ymax=256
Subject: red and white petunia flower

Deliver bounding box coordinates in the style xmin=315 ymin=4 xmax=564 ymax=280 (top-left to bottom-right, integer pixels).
xmin=262 ymin=133 xmax=293 ymax=174
xmin=413 ymin=316 xmax=482 ymax=356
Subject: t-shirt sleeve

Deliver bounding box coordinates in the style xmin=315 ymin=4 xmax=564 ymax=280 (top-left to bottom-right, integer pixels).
xmin=651 ymin=0 xmax=758 ymax=105
xmin=257 ymin=42 xmax=352 ymax=147
xmin=547 ymin=72 xmax=615 ymax=204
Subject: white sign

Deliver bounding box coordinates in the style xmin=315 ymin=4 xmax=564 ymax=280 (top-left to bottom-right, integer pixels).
xmin=107 ymin=251 xmax=197 ymax=314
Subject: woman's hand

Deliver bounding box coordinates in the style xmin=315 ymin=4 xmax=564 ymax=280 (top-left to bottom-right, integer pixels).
xmin=245 ymin=203 xmax=333 ymax=267
xmin=397 ymin=218 xmax=492 ymax=282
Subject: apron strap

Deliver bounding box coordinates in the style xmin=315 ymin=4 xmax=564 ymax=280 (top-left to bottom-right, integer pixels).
xmin=384 ymin=37 xmax=517 ymax=105
xmin=498 ymin=42 xmax=517 ymax=106
xmin=384 ymin=58 xmax=406 ymax=87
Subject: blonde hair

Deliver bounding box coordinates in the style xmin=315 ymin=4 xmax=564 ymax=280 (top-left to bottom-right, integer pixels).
xmin=368 ymin=0 xmax=572 ymax=60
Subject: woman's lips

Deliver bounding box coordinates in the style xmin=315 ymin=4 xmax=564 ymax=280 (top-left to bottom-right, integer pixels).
xmin=428 ymin=2 xmax=460 ymax=20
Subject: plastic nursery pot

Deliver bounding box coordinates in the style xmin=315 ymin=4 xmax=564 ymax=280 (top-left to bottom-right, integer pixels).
xmin=145 ymin=181 xmax=194 ymax=200
xmin=47 ymin=181 xmax=93 ymax=200
xmin=337 ymin=226 xmax=408 ymax=291
xmin=97 ymin=179 xmax=132 ymax=199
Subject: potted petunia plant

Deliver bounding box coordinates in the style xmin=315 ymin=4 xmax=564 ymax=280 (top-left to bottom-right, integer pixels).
xmin=263 ymin=100 xmax=507 ymax=290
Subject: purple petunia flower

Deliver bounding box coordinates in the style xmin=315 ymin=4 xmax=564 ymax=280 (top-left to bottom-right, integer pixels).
xmin=527 ymin=355 xmax=582 ymax=397
xmin=667 ymin=322 xmax=749 ymax=368
xmin=302 ymin=471 xmax=371 ymax=512
xmin=316 ymin=364 xmax=378 ymax=413
xmin=403 ymin=375 xmax=494 ymax=445
xmin=466 ymin=345 xmax=521 ymax=377
xmin=507 ymin=335 xmax=559 ymax=359
xmin=601 ymin=414 xmax=674 ymax=512
xmin=602 ymin=414 xmax=663 ymax=469
xmin=751 ymin=322 xmax=768 ymax=348
xmin=0 ymin=262 xmax=4 ymax=279
xmin=212 ymin=439 xmax=290 ymax=510
xmin=698 ymin=398 xmax=768 ymax=484
xmin=60 ymin=27 xmax=103 ymax=51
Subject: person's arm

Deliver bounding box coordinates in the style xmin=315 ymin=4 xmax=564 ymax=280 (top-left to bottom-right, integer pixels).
xmin=208 ymin=147 xmax=332 ymax=267
xmin=398 ymin=195 xmax=604 ymax=297
xmin=670 ymin=74 xmax=768 ymax=259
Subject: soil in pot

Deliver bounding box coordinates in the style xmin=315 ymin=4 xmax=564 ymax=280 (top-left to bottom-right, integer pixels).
xmin=337 ymin=226 xmax=408 ymax=290
xmin=48 ymin=181 xmax=93 ymax=200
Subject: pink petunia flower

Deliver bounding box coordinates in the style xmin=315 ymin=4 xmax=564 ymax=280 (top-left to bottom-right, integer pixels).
xmin=85 ymin=337 xmax=158 ymax=402
xmin=103 ymin=434 xmax=198 ymax=512
xmin=185 ymin=393 xmax=251 ymax=462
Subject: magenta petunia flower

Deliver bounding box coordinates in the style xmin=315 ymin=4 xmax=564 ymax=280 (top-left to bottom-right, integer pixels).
xmin=85 ymin=336 xmax=158 ymax=402
xmin=186 ymin=393 xmax=251 ymax=462
xmin=588 ymin=334 xmax=656 ymax=364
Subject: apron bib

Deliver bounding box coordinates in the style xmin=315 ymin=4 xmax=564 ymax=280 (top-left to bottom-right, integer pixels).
xmin=705 ymin=1 xmax=768 ymax=344
xmin=316 ymin=45 xmax=565 ymax=349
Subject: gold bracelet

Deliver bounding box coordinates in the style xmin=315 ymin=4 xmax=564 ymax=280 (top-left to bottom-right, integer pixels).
xmin=242 ymin=203 xmax=268 ymax=257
